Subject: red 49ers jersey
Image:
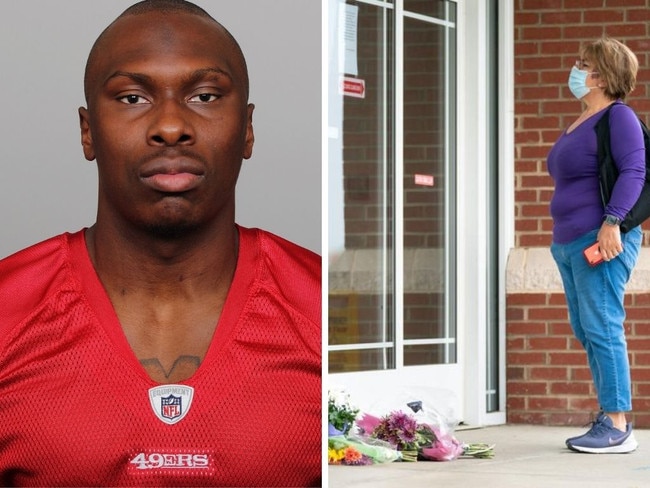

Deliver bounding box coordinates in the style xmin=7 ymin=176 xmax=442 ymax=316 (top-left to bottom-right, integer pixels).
xmin=0 ymin=227 xmax=321 ymax=487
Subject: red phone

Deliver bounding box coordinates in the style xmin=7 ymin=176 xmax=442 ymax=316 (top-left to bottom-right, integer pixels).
xmin=583 ymin=242 xmax=604 ymax=266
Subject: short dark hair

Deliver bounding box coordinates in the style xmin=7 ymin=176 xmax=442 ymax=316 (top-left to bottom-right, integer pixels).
xmin=83 ymin=0 xmax=249 ymax=103
xmin=581 ymin=37 xmax=638 ymax=101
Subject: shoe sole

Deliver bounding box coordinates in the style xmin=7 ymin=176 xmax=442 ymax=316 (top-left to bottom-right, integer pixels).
xmin=567 ymin=434 xmax=638 ymax=454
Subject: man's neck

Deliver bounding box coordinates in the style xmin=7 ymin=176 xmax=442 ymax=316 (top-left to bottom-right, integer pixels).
xmin=85 ymin=220 xmax=238 ymax=295
xmin=84 ymin=221 xmax=240 ymax=383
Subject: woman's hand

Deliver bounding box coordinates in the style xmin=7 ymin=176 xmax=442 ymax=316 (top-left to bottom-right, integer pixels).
xmin=597 ymin=223 xmax=623 ymax=261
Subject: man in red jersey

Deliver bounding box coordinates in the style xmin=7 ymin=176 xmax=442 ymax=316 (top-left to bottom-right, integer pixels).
xmin=0 ymin=1 xmax=321 ymax=486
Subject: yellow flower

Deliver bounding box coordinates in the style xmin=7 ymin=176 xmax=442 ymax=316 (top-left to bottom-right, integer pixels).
xmin=328 ymin=447 xmax=345 ymax=464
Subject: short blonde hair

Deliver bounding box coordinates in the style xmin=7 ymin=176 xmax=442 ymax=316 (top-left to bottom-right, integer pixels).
xmin=580 ymin=37 xmax=638 ymax=100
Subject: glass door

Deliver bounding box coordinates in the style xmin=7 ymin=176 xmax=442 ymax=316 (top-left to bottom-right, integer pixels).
xmin=400 ymin=1 xmax=457 ymax=368
xmin=328 ymin=0 xmax=395 ymax=374
xmin=328 ymin=0 xmax=461 ymax=418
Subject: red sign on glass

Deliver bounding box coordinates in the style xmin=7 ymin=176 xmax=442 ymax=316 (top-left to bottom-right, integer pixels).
xmin=414 ymin=174 xmax=435 ymax=187
xmin=342 ymin=77 xmax=365 ymax=98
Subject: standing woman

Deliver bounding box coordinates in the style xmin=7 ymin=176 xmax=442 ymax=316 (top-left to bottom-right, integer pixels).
xmin=548 ymin=37 xmax=645 ymax=453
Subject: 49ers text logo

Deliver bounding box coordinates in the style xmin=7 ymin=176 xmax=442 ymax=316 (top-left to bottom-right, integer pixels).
xmin=129 ymin=452 xmax=211 ymax=471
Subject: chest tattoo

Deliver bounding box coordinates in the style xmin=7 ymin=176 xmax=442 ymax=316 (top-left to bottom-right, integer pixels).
xmin=140 ymin=355 xmax=201 ymax=380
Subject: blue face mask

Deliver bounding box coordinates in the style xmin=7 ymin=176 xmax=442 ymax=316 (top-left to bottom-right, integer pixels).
xmin=568 ymin=66 xmax=592 ymax=99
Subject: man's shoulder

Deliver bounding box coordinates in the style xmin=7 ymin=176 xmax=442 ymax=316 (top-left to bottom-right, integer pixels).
xmin=0 ymin=233 xmax=69 ymax=281
xmin=256 ymin=228 xmax=320 ymax=272
xmin=253 ymin=228 xmax=320 ymax=286
xmin=241 ymin=227 xmax=321 ymax=322
xmin=0 ymin=232 xmax=82 ymax=329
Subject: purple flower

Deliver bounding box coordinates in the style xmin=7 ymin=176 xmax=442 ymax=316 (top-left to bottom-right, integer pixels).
xmin=372 ymin=411 xmax=420 ymax=450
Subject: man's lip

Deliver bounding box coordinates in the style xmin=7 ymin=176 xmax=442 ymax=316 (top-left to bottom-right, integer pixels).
xmin=139 ymin=159 xmax=205 ymax=178
xmin=139 ymin=159 xmax=205 ymax=193
xmin=141 ymin=173 xmax=204 ymax=193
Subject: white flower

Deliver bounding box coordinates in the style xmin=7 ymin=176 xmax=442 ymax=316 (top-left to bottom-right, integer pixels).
xmin=328 ymin=386 xmax=358 ymax=412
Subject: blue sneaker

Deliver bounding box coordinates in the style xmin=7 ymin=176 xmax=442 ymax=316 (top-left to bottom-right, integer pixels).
xmin=565 ymin=411 xmax=605 ymax=447
xmin=566 ymin=413 xmax=637 ymax=453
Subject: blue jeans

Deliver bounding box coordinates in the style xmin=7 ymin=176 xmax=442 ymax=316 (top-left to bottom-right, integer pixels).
xmin=550 ymin=226 xmax=642 ymax=412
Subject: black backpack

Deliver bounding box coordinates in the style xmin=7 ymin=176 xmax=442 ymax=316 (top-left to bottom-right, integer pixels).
xmin=595 ymin=102 xmax=650 ymax=233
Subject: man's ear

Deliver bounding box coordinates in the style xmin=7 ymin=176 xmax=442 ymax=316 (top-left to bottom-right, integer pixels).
xmin=243 ymin=103 xmax=255 ymax=160
xmin=78 ymin=107 xmax=96 ymax=161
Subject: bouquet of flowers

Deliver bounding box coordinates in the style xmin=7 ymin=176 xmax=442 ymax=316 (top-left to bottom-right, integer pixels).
xmin=328 ymin=387 xmax=359 ymax=436
xmin=357 ymin=410 xmax=494 ymax=462
xmin=328 ymin=435 xmax=400 ymax=465
xmin=327 ymin=387 xmax=494 ymax=465
xmin=328 ymin=441 xmax=373 ymax=466
xmin=357 ymin=411 xmax=446 ymax=462
xmin=327 ymin=387 xmax=401 ymax=465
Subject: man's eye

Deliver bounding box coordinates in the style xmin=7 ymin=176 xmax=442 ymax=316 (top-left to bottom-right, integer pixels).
xmin=118 ymin=94 xmax=148 ymax=104
xmin=188 ymin=93 xmax=219 ymax=103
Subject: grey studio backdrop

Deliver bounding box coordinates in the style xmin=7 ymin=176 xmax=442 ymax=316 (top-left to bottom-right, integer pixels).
xmin=0 ymin=1 xmax=321 ymax=258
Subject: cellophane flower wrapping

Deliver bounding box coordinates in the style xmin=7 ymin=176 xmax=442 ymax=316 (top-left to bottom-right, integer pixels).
xmin=328 ymin=386 xmax=494 ymax=464
xmin=328 ymin=386 xmax=400 ymax=465
xmin=356 ymin=411 xmax=462 ymax=462
xmin=420 ymin=431 xmax=464 ymax=461
xmin=355 ymin=387 xmax=468 ymax=462
xmin=328 ymin=433 xmax=400 ymax=465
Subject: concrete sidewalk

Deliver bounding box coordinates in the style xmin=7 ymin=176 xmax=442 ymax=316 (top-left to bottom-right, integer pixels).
xmin=328 ymin=424 xmax=650 ymax=488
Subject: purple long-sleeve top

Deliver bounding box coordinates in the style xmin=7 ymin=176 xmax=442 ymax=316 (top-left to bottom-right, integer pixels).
xmin=547 ymin=102 xmax=646 ymax=244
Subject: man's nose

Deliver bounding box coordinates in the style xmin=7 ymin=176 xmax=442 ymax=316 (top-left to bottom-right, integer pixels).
xmin=147 ymin=100 xmax=194 ymax=146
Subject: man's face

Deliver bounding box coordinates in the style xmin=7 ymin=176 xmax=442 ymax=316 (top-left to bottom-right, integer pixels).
xmin=80 ymin=11 xmax=254 ymax=237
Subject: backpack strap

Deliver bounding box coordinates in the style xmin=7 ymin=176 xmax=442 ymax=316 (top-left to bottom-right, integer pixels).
xmin=594 ymin=101 xmax=650 ymax=232
xmin=594 ymin=103 xmax=622 ymax=209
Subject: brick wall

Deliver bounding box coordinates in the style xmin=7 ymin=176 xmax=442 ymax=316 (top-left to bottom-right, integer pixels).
xmin=507 ymin=289 xmax=650 ymax=428
xmin=511 ymin=0 xmax=650 ymax=427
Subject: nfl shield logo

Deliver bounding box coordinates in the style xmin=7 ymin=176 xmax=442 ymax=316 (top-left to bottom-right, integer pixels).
xmin=148 ymin=385 xmax=194 ymax=425
xmin=161 ymin=394 xmax=182 ymax=421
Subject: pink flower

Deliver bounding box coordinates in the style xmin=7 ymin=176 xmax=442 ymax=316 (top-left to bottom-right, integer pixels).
xmin=355 ymin=413 xmax=382 ymax=435
xmin=420 ymin=432 xmax=463 ymax=461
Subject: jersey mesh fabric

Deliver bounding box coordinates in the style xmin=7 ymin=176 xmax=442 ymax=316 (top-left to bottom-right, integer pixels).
xmin=0 ymin=227 xmax=321 ymax=487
